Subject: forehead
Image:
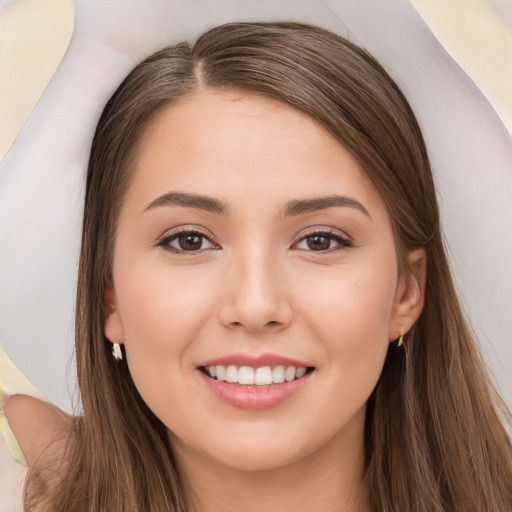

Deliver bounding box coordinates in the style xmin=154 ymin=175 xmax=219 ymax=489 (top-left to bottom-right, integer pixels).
xmin=125 ymin=90 xmax=387 ymax=219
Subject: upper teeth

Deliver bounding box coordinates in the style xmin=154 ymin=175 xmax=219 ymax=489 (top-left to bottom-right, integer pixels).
xmin=206 ymin=365 xmax=308 ymax=385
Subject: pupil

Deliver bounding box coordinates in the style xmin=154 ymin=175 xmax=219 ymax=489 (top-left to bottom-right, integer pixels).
xmin=179 ymin=234 xmax=202 ymax=251
xmin=307 ymin=236 xmax=330 ymax=251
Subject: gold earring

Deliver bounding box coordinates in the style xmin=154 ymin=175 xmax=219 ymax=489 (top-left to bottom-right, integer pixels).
xmin=397 ymin=332 xmax=404 ymax=347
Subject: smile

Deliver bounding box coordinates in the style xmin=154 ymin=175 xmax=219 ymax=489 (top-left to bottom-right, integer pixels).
xmin=197 ymin=356 xmax=316 ymax=410
xmin=201 ymin=364 xmax=313 ymax=386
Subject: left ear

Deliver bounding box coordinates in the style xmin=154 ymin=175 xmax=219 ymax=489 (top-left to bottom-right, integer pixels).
xmin=389 ymin=248 xmax=427 ymax=340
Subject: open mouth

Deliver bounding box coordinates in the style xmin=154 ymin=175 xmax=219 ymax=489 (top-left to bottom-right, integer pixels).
xmin=199 ymin=365 xmax=315 ymax=387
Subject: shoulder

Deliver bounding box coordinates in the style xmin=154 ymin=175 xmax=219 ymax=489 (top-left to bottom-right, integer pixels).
xmin=3 ymin=394 xmax=72 ymax=468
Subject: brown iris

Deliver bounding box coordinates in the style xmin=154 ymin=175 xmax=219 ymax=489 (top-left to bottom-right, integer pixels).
xmin=306 ymin=235 xmax=331 ymax=251
xmin=178 ymin=234 xmax=203 ymax=251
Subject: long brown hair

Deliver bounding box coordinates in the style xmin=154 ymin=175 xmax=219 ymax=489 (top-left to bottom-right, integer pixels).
xmin=26 ymin=22 xmax=512 ymax=511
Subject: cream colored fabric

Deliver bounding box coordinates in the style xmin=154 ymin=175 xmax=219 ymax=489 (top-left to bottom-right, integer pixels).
xmin=411 ymin=0 xmax=512 ymax=134
xmin=0 ymin=0 xmax=74 ymax=161
xmin=1 ymin=351 xmax=27 ymax=465
xmin=0 ymin=348 xmax=43 ymax=511
xmin=0 ymin=431 xmax=26 ymax=512
xmin=0 ymin=346 xmax=55 ymax=465
xmin=0 ymin=9 xmax=72 ymax=505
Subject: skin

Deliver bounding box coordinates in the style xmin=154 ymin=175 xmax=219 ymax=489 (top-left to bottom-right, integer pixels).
xmin=3 ymin=394 xmax=70 ymax=469
xmin=3 ymin=396 xmax=70 ymax=512
xmin=5 ymin=89 xmax=426 ymax=512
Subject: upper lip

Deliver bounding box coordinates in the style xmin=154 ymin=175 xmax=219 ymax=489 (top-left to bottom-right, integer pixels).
xmin=199 ymin=352 xmax=314 ymax=369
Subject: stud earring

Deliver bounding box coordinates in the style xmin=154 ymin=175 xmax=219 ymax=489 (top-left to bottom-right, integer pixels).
xmin=111 ymin=342 xmax=123 ymax=361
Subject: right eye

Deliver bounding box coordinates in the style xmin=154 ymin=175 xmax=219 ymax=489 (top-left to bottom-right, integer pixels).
xmin=158 ymin=230 xmax=216 ymax=253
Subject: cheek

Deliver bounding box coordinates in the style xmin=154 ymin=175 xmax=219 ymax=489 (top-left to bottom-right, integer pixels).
xmin=116 ymin=256 xmax=220 ymax=339
xmin=296 ymin=254 xmax=396 ymax=403
xmin=112 ymin=261 xmax=219 ymax=398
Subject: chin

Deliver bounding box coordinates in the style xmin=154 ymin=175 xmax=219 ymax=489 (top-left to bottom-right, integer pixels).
xmin=171 ymin=418 xmax=342 ymax=474
xmin=203 ymin=440 xmax=312 ymax=473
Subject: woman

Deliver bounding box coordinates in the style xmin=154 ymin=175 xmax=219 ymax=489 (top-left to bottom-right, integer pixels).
xmin=5 ymin=21 xmax=512 ymax=512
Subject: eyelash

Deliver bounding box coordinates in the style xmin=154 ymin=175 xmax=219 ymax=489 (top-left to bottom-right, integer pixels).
xmin=157 ymin=228 xmax=218 ymax=254
xmin=294 ymin=228 xmax=353 ymax=253
xmin=157 ymin=227 xmax=353 ymax=254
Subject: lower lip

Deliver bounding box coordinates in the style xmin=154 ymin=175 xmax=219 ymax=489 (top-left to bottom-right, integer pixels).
xmin=198 ymin=370 xmax=314 ymax=411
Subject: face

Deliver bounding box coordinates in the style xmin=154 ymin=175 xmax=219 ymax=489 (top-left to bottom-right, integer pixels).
xmin=106 ymin=90 xmax=423 ymax=473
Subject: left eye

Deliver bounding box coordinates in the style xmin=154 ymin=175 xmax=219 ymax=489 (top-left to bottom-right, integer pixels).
xmin=295 ymin=232 xmax=350 ymax=252
xmin=160 ymin=231 xmax=215 ymax=252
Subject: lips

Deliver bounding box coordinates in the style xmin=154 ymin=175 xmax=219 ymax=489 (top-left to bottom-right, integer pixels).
xmin=200 ymin=353 xmax=313 ymax=369
xmin=197 ymin=353 xmax=315 ymax=410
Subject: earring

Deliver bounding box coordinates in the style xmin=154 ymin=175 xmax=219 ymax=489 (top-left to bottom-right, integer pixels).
xmin=112 ymin=342 xmax=123 ymax=361
xmin=397 ymin=332 xmax=404 ymax=347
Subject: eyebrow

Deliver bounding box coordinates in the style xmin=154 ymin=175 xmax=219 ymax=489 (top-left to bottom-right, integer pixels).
xmin=143 ymin=191 xmax=370 ymax=219
xmin=143 ymin=192 xmax=229 ymax=215
xmin=281 ymin=195 xmax=371 ymax=218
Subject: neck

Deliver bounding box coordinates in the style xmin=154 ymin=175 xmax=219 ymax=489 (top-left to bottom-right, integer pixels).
xmin=171 ymin=409 xmax=371 ymax=512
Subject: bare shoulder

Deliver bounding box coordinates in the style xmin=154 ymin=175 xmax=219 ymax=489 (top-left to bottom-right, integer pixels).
xmin=4 ymin=395 xmax=72 ymax=467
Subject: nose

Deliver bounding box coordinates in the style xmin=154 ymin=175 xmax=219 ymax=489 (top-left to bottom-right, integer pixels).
xmin=218 ymin=247 xmax=293 ymax=334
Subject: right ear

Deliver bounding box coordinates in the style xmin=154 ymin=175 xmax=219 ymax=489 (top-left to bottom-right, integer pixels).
xmin=104 ymin=286 xmax=124 ymax=344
